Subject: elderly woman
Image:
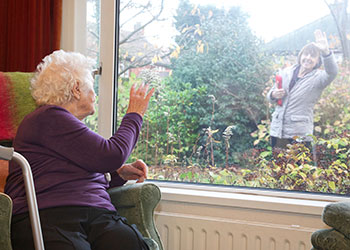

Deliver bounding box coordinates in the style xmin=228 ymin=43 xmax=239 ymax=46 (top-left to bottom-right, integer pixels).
xmin=5 ymin=50 xmax=154 ymax=250
xmin=267 ymin=29 xmax=338 ymax=148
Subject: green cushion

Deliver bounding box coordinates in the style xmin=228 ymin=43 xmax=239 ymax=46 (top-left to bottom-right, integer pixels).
xmin=311 ymin=228 xmax=350 ymax=250
xmin=0 ymin=193 xmax=12 ymax=250
xmin=322 ymin=201 xmax=350 ymax=238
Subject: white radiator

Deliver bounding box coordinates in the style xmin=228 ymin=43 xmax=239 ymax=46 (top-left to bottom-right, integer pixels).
xmin=155 ymin=212 xmax=315 ymax=250
xmin=153 ymin=184 xmax=335 ymax=250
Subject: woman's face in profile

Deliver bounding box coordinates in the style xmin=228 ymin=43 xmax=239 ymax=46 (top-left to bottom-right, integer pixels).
xmin=300 ymin=51 xmax=319 ymax=71
xmin=78 ymin=85 xmax=96 ymax=119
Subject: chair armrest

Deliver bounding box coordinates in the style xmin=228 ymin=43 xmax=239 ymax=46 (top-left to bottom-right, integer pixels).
xmin=311 ymin=228 xmax=350 ymax=250
xmin=107 ymin=182 xmax=163 ymax=250
xmin=0 ymin=193 xmax=13 ymax=250
xmin=322 ymin=201 xmax=350 ymax=238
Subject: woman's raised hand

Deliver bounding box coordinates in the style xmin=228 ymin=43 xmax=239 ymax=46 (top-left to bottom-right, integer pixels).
xmin=126 ymin=83 xmax=155 ymax=117
xmin=314 ymin=29 xmax=330 ymax=56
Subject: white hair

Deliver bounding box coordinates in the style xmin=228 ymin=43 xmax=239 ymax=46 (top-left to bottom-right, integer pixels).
xmin=31 ymin=50 xmax=95 ymax=105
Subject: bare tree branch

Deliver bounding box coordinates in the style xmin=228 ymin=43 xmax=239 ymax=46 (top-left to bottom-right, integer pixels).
xmin=118 ymin=49 xmax=172 ymax=76
xmin=324 ymin=0 xmax=350 ymax=60
xmin=88 ymin=29 xmax=99 ymax=40
xmin=120 ymin=0 xmax=134 ymax=13
xmin=120 ymin=2 xmax=151 ymax=29
xmin=119 ymin=0 xmax=164 ymax=45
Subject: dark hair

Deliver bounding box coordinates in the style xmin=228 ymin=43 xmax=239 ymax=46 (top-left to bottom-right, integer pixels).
xmin=297 ymin=43 xmax=322 ymax=69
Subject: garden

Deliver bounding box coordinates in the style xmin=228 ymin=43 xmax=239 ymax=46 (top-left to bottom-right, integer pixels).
xmin=87 ymin=0 xmax=350 ymax=195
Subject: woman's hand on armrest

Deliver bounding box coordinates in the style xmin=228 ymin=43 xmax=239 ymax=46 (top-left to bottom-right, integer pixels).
xmin=117 ymin=159 xmax=148 ymax=183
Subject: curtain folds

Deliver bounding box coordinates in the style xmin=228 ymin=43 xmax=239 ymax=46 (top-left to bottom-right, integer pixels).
xmin=0 ymin=0 xmax=62 ymax=72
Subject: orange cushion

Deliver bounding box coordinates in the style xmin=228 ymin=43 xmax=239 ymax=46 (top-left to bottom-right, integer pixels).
xmin=0 ymin=160 xmax=9 ymax=192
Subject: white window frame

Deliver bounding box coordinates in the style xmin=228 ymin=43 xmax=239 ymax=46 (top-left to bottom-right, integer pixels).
xmin=61 ymin=0 xmax=115 ymax=138
xmin=61 ymin=0 xmax=350 ymax=212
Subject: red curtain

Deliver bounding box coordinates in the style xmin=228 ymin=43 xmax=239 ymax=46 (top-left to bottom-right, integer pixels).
xmin=0 ymin=0 xmax=62 ymax=72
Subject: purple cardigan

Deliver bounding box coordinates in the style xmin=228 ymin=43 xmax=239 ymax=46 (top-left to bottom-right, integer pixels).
xmin=5 ymin=105 xmax=142 ymax=215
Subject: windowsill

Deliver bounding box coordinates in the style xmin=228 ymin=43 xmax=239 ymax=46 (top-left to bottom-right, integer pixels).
xmin=149 ymin=180 xmax=350 ymax=216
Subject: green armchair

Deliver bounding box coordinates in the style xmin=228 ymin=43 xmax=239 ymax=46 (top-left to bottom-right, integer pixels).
xmin=0 ymin=192 xmax=12 ymax=250
xmin=0 ymin=176 xmax=163 ymax=250
xmin=0 ymin=169 xmax=163 ymax=250
xmin=0 ymin=72 xmax=163 ymax=250
xmin=108 ymin=183 xmax=163 ymax=250
xmin=311 ymin=201 xmax=350 ymax=250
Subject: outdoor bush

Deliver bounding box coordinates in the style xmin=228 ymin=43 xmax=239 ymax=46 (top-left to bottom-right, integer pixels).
xmin=147 ymin=60 xmax=350 ymax=195
xmin=113 ymin=1 xmax=350 ymax=195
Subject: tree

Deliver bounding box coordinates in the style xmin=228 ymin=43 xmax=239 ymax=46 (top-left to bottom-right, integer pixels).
xmin=325 ymin=0 xmax=350 ymax=61
xmin=118 ymin=0 xmax=174 ymax=77
xmin=86 ymin=0 xmax=100 ymax=62
xmin=170 ymin=0 xmax=273 ymax=164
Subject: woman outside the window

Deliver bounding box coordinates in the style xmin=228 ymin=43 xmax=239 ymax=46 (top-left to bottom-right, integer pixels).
xmin=267 ymin=29 xmax=338 ymax=148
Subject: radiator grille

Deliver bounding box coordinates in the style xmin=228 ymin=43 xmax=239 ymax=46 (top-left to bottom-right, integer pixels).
xmin=156 ymin=212 xmax=314 ymax=250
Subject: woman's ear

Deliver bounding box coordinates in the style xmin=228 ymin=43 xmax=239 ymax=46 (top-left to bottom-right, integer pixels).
xmin=72 ymin=81 xmax=81 ymax=100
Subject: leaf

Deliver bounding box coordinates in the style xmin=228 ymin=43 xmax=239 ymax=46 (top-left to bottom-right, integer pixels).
xmin=315 ymin=126 xmax=322 ymax=133
xmin=191 ymin=6 xmax=198 ymax=15
xmin=260 ymin=151 xmax=271 ymax=158
xmin=194 ymin=27 xmax=202 ymax=36
xmin=182 ymin=27 xmax=190 ymax=33
xmin=299 ymin=172 xmax=307 ymax=179
xmin=170 ymin=50 xmax=179 ymax=59
xmin=219 ymin=169 xmax=229 ymax=176
xmin=328 ymin=181 xmax=336 ymax=191
xmin=152 ymin=55 xmax=158 ymax=64
xmin=187 ymin=171 xmax=193 ymax=179
xmin=197 ymin=43 xmax=204 ymax=53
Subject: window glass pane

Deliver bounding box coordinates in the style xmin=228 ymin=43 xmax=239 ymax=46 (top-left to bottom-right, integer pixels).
xmin=85 ymin=0 xmax=101 ymax=132
xmin=117 ymin=0 xmax=350 ymax=194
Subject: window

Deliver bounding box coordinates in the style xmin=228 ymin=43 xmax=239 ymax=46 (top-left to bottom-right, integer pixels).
xmin=61 ymin=0 xmax=102 ymax=132
xmin=84 ymin=0 xmax=101 ymax=132
xmin=116 ymin=0 xmax=350 ymax=195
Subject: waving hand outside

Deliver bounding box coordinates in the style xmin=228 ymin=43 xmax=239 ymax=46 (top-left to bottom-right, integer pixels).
xmin=313 ymin=29 xmax=330 ymax=56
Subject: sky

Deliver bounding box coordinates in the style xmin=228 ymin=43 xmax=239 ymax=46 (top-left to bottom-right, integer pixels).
xmin=121 ymin=0 xmax=346 ymax=46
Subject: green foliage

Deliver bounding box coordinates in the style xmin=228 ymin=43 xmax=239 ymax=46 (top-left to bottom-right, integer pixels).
xmin=128 ymin=76 xmax=205 ymax=167
xmin=314 ymin=62 xmax=350 ymax=137
xmin=114 ymin=1 xmax=350 ymax=195
xmin=147 ymin=61 xmax=350 ymax=195
xmin=170 ymin=1 xmax=273 ymax=160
